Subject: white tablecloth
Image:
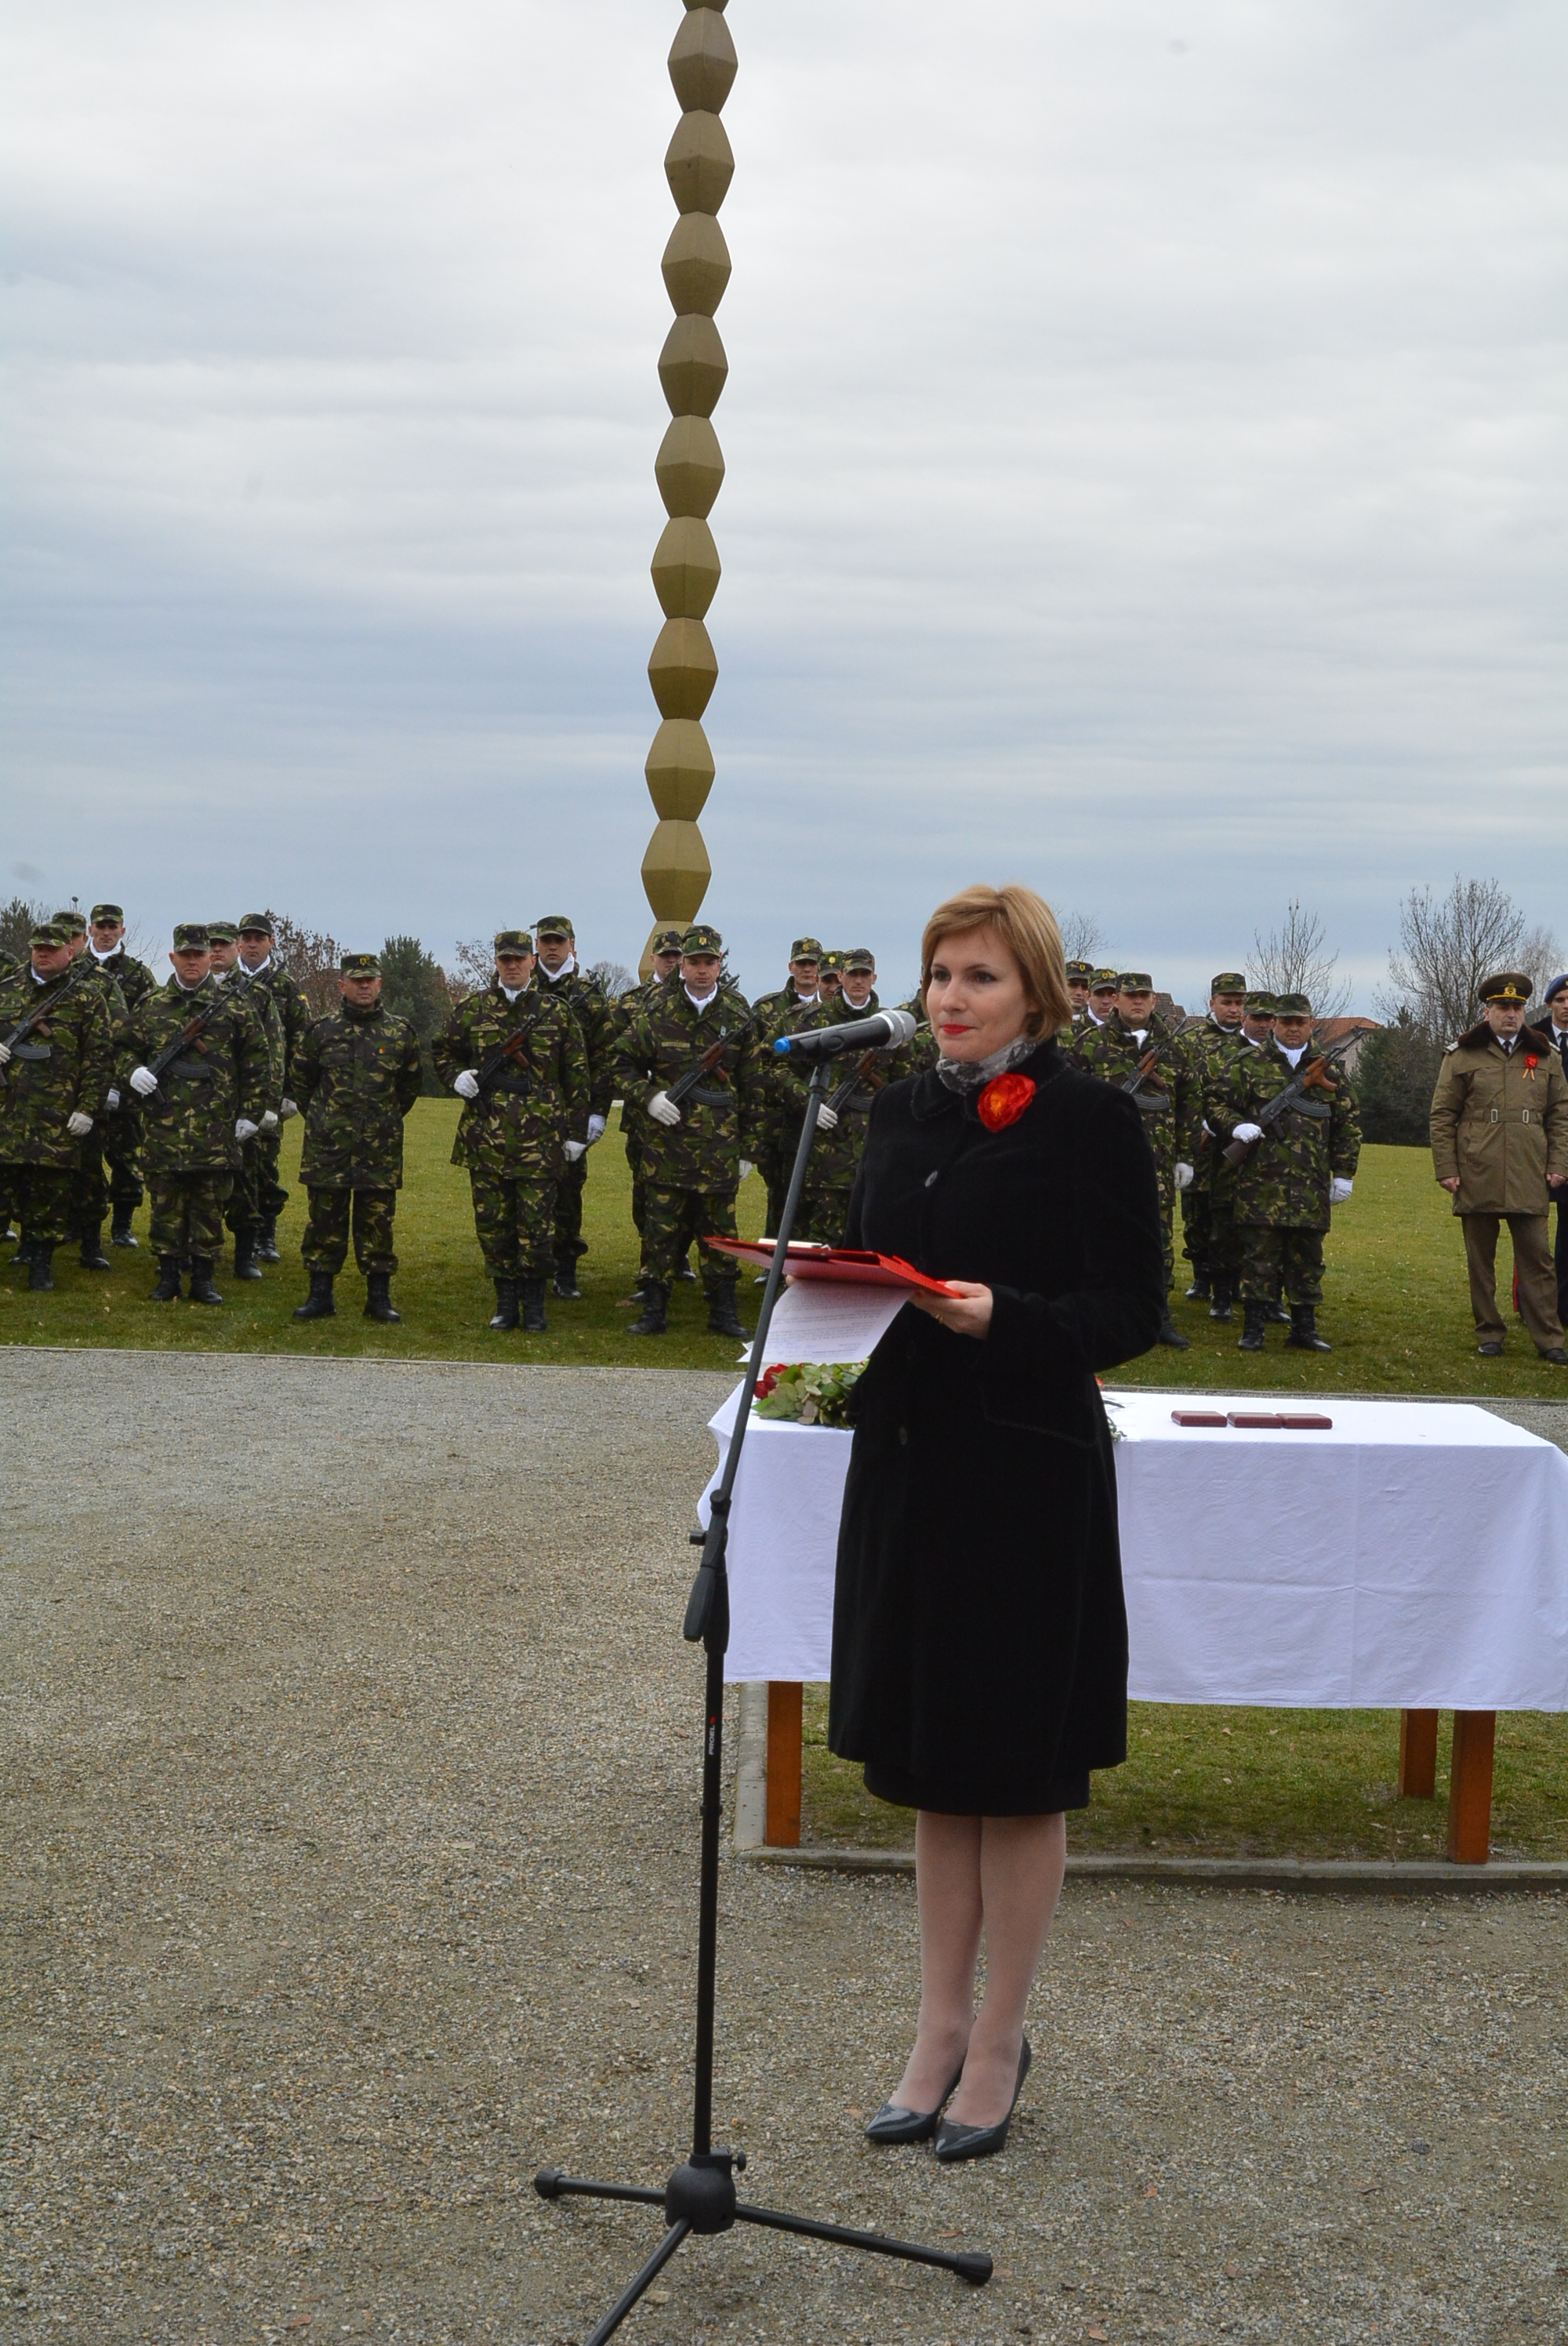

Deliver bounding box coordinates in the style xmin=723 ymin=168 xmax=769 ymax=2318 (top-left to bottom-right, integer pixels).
xmin=699 ymin=1388 xmax=1568 ymax=1708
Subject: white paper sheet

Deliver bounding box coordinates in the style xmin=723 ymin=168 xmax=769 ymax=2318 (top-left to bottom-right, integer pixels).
xmin=752 ymin=1276 xmax=910 ymax=1366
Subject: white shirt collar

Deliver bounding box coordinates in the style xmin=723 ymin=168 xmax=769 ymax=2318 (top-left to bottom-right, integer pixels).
xmin=500 ymin=982 xmax=525 ymax=1004
xmin=684 ymin=985 xmax=718 ymax=1011
xmin=1128 ymin=1028 xmax=1149 ymax=1048
xmin=241 ymin=955 xmax=272 ymax=976
xmin=542 ymin=954 xmax=576 ymax=982
xmin=1280 ymin=1042 xmax=1307 ymax=1067
xmin=90 ymin=944 xmax=116 ymax=963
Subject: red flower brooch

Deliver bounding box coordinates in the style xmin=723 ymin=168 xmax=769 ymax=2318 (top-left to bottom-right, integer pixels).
xmin=977 ymin=1072 xmax=1036 ymax=1131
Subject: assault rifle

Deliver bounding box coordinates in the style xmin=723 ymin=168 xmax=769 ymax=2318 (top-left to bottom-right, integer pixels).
xmin=664 ymin=1015 xmax=753 ymax=1111
xmin=140 ymin=989 xmax=232 ymax=1100
xmin=824 ymin=1048 xmax=880 ymax=1118
xmin=0 ymin=966 xmax=89 ymax=1076
xmin=1221 ymin=1031 xmax=1359 ymax=1167
xmin=1120 ymin=1015 xmax=1203 ymax=1106
xmin=473 ymin=1011 xmax=545 ymax=1099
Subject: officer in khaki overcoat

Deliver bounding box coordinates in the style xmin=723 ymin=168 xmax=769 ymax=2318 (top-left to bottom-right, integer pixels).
xmin=1428 ymin=971 xmax=1568 ymax=1363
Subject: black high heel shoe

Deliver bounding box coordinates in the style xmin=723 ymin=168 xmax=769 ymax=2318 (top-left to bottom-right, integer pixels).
xmin=933 ymin=2036 xmax=1032 ymax=2164
xmin=863 ymin=2059 xmax=967 ymax=2146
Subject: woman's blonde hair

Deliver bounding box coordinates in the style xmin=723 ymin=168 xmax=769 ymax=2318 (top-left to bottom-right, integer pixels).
xmin=919 ymin=884 xmax=1072 ymax=1039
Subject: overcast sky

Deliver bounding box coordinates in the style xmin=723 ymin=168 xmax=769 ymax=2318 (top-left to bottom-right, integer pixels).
xmin=4 ymin=0 xmax=1563 ymax=1008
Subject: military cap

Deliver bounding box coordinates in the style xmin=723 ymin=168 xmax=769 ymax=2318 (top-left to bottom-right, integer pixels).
xmin=818 ymin=950 xmax=844 ymax=975
xmin=1243 ymin=990 xmax=1277 ymax=1015
xmin=1544 ymin=972 xmax=1567 ymax=1005
xmin=1065 ymin=959 xmax=1094 ymax=979
xmin=90 ymin=902 xmax=125 ymax=925
xmin=1478 ymin=971 xmax=1532 ymax=1005
xmin=50 ymin=909 xmax=88 ymax=937
xmin=1117 ymin=971 xmax=1155 ymax=993
xmin=789 ymin=936 xmax=823 ymax=961
xmin=1088 ymin=967 xmax=1120 ymax=991
xmin=493 ymin=928 xmax=535 ymax=957
xmin=340 ymin=950 xmax=381 ymax=975
xmin=30 ymin=920 xmax=71 ymax=948
xmin=207 ymin=921 xmax=239 ymax=945
xmin=1273 ymin=992 xmax=1313 ymax=1018
xmin=172 ymin=923 xmax=210 ymax=950
xmin=1210 ymin=971 xmax=1247 ymax=995
xmin=652 ymin=928 xmax=685 ymax=953
xmin=683 ymin=923 xmax=724 ymax=955
xmin=533 ymin=913 xmax=574 ymax=939
xmin=238 ymin=912 xmax=274 ymax=936
xmin=843 ymin=946 xmax=877 ymax=972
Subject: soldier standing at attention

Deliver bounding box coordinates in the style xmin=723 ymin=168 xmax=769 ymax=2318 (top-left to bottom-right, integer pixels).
xmin=1428 ymin=972 xmax=1568 ymax=1364
xmin=236 ymin=914 xmax=311 ymax=1265
xmin=46 ymin=910 xmax=129 ymax=1269
xmin=121 ymin=924 xmax=270 ymax=1305
xmin=85 ymin=903 xmax=156 ymax=1251
xmin=795 ymin=948 xmax=924 ymax=1243
xmin=818 ymin=953 xmax=844 ymax=1007
xmin=1545 ymin=974 xmax=1568 ymax=1327
xmin=1071 ymin=971 xmax=1197 ymax=1348
xmin=434 ymin=929 xmax=589 ymax=1334
xmin=1176 ymin=971 xmax=1248 ymax=1314
xmin=206 ymin=922 xmax=281 ymax=1278
xmin=0 ymin=921 xmax=114 ymax=1291
xmin=1082 ymin=968 xmax=1120 ymax=1030
xmin=615 ymin=929 xmax=685 ymax=1270
xmin=290 ymin=952 xmax=423 ymax=1325
xmin=1064 ymin=960 xmax=1094 ymax=1024
xmin=1206 ymin=992 xmax=1360 ymax=1353
xmin=752 ymin=936 xmax=823 ymax=1238
xmin=614 ymin=922 xmax=764 ymax=1339
xmin=530 ymin=916 xmax=613 ymax=1299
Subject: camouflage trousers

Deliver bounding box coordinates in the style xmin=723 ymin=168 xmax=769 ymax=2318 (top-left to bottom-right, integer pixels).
xmin=1236 ymin=1223 xmax=1324 ymax=1306
xmin=794 ymin=1183 xmax=854 ymax=1247
xmin=469 ymin=1170 xmax=557 ymax=1280
xmin=1181 ymin=1189 xmax=1242 ymax=1284
xmin=303 ymin=1186 xmax=398 ymax=1275
xmin=760 ymin=1140 xmax=793 ymax=1241
xmin=551 ymin=1151 xmax=588 ymax=1266
xmin=227 ymin=1130 xmax=288 ymax=1232
xmin=70 ymin=1110 xmax=143 ymax=1231
xmin=3 ymin=1164 xmax=74 ymax=1247
xmin=148 ymin=1171 xmax=234 ymax=1258
xmin=642 ymin=1182 xmax=739 ymax=1294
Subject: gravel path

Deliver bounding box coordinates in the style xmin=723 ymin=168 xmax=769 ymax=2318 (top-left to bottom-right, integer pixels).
xmin=4 ymin=1353 xmax=1565 ymax=2346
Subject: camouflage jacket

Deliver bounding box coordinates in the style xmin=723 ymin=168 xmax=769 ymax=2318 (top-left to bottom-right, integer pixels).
xmin=117 ymin=974 xmax=271 ymax=1172
xmin=293 ymin=1002 xmax=423 ymax=1189
xmin=0 ymin=964 xmax=116 ymax=1166
xmin=235 ymin=961 xmax=312 ymax=1096
xmin=751 ymin=982 xmax=818 ymax=1044
xmin=221 ymin=972 xmax=285 ymax=1105
xmin=535 ymin=964 xmax=615 ymax=1118
xmin=1206 ymin=1039 xmax=1361 ymax=1230
xmin=797 ymin=991 xmax=927 ymax=1189
xmin=1069 ymin=1011 xmax=1200 ymax=1166
xmin=91 ymin=946 xmax=157 ymax=1012
xmin=1176 ymin=1018 xmax=1248 ymax=1195
xmin=612 ymin=982 xmax=767 ymax=1188
xmin=433 ymin=980 xmax=590 ymax=1179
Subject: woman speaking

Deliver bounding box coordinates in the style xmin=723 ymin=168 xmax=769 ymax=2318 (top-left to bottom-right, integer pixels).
xmin=829 ymin=884 xmax=1164 ymax=2163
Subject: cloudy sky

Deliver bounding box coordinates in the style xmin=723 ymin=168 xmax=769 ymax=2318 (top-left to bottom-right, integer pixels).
xmin=4 ymin=0 xmax=1563 ymax=1007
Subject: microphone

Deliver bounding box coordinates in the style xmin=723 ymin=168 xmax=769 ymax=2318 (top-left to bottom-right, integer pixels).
xmin=772 ymin=1008 xmax=918 ymax=1060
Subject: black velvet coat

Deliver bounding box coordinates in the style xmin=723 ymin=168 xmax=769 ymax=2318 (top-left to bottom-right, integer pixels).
xmin=827 ymin=1039 xmax=1165 ymax=1814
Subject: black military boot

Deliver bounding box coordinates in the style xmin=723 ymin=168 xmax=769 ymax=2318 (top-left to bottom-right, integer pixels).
xmin=1285 ymin=1303 xmax=1332 ymax=1353
xmin=1208 ymin=1280 xmax=1234 ymax=1323
xmin=187 ymin=1258 xmax=223 ymax=1306
xmin=28 ymin=1244 xmax=56 ymax=1292
xmin=1185 ymin=1274 xmax=1210 ymax=1302
xmin=364 ymin=1271 xmax=400 ymax=1324
xmin=232 ymin=1223 xmax=264 ymax=1280
xmin=1156 ymin=1312 xmax=1190 ymax=1349
xmin=1237 ymin=1300 xmax=1267 ymax=1353
xmin=1265 ymin=1298 xmax=1290 ymax=1325
xmin=255 ymin=1217 xmax=281 ymax=1263
xmin=628 ymin=1280 xmax=669 ymax=1335
xmin=706 ymin=1280 xmax=748 ymax=1341
xmin=551 ymin=1262 xmax=582 ymax=1301
xmin=111 ymin=1204 xmax=139 ymax=1247
xmin=675 ymin=1260 xmax=698 ymax=1284
xmin=78 ymin=1224 xmax=111 ymax=1270
xmin=294 ymin=1269 xmax=336 ymax=1320
xmin=489 ymin=1278 xmax=520 ymax=1331
xmin=150 ymin=1255 xmax=183 ymax=1302
xmin=520 ymin=1279 xmax=550 ymax=1333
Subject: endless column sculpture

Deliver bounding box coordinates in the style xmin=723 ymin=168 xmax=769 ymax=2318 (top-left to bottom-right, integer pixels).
xmin=639 ymin=1 xmax=737 ymax=965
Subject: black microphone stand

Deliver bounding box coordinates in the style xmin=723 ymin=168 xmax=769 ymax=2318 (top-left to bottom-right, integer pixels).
xmin=535 ymin=1058 xmax=992 ymax=2340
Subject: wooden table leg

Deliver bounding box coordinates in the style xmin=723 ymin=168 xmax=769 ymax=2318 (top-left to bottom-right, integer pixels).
xmin=1447 ymin=1710 xmax=1496 ymax=1865
xmin=1399 ymin=1709 xmax=1439 ymax=1799
xmin=765 ymin=1680 xmax=803 ymax=1848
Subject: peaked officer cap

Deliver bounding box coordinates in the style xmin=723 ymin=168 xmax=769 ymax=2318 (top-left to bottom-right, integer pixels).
xmin=1478 ymin=971 xmax=1532 ymax=1004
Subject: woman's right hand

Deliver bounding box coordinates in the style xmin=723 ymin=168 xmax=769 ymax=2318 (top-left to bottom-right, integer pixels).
xmin=909 ymin=1280 xmax=993 ymax=1339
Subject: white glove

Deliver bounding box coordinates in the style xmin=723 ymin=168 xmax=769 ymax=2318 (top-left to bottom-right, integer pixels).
xmin=1232 ymin=1121 xmax=1264 ymax=1144
xmin=234 ymin=1117 xmax=260 ymax=1142
xmin=106 ymin=1088 xmax=121 ymax=1109
xmin=260 ymin=1109 xmax=278 ymax=1131
xmin=648 ymin=1090 xmax=681 ymax=1128
xmin=129 ymin=1065 xmax=158 ymax=1098
xmin=278 ymin=1096 xmax=299 ymax=1121
xmin=1174 ymin=1161 xmax=1193 ymax=1190
xmin=453 ymin=1070 xmax=481 ymax=1101
xmin=67 ymin=1110 xmax=93 ymax=1138
xmin=815 ymin=1106 xmax=840 ymax=1131
xmin=564 ymin=1139 xmax=586 ymax=1163
xmin=738 ymin=1159 xmax=754 ymax=1180
xmin=586 ymin=1113 xmax=607 ymax=1143
xmin=0 ymin=1042 xmax=10 ymax=1066
xmin=1330 ymin=1176 xmax=1354 ymax=1205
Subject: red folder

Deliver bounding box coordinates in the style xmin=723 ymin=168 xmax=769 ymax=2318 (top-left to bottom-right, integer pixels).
xmin=703 ymin=1238 xmax=961 ymax=1298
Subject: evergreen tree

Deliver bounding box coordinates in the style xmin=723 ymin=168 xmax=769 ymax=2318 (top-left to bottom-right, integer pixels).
xmin=1356 ymin=1011 xmax=1443 ymax=1147
xmin=379 ymin=935 xmax=453 ymax=1095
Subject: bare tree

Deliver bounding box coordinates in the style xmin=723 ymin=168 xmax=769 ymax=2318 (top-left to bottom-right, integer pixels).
xmin=265 ymin=910 xmax=345 ymax=1019
xmin=587 ymin=958 xmax=636 ymax=999
xmin=1380 ymin=877 xmax=1545 ymax=1041
xmin=1056 ymin=908 xmax=1105 ymax=964
xmin=1251 ymin=901 xmax=1350 ymax=1022
xmin=450 ymin=937 xmax=495 ymax=997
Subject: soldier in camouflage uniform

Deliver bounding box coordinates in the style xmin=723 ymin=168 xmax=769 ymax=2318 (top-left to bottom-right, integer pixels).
xmin=752 ymin=935 xmax=824 ymax=1239
xmin=204 ymin=922 xmax=284 ymax=1280
xmin=236 ymin=914 xmax=312 ymax=1263
xmin=1065 ymin=958 xmax=1093 ymax=1026
xmin=433 ymin=929 xmax=590 ymax=1334
xmin=84 ymin=903 xmax=156 ymax=1251
xmin=1174 ymin=970 xmax=1248 ymax=1317
xmin=793 ymin=949 xmax=924 ymax=1243
xmin=1205 ymin=991 xmax=1361 ymax=1353
xmin=289 ymin=951 xmax=423 ymax=1325
xmin=0 ymin=921 xmax=115 ymax=1291
xmin=531 ymin=916 xmax=614 ymax=1299
xmin=41 ymin=910 xmax=129 ymax=1269
xmin=613 ymin=929 xmax=686 ymax=1279
xmin=1069 ymin=971 xmax=1198 ymax=1346
xmin=119 ymin=924 xmax=271 ymax=1304
xmin=613 ymin=922 xmax=766 ymax=1338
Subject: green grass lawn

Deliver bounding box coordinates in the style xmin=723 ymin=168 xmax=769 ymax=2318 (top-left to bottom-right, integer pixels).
xmin=4 ymin=1122 xmax=1564 ymax=1392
